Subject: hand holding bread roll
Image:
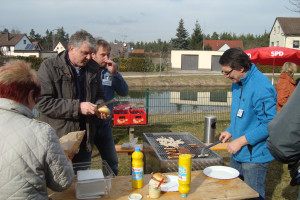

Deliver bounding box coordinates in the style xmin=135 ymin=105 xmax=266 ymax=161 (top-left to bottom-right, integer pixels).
xmin=98 ymin=105 xmax=110 ymax=115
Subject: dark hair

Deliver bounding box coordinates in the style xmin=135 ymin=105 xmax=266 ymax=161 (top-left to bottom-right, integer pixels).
xmin=219 ymin=48 xmax=252 ymax=72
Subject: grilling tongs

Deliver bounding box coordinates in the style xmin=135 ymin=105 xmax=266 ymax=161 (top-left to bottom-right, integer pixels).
xmin=198 ymin=140 xmax=222 ymax=158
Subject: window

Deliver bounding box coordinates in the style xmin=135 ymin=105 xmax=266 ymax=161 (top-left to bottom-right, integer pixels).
xmin=274 ymin=27 xmax=276 ymax=34
xmin=293 ymin=40 xmax=299 ymax=48
xmin=277 ymin=26 xmax=280 ymax=33
xmin=271 ymin=42 xmax=274 ymax=46
xmin=276 ymin=41 xmax=279 ymax=46
xmin=23 ymin=40 xmax=26 ymax=44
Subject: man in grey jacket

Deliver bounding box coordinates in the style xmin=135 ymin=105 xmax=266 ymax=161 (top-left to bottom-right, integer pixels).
xmin=36 ymin=30 xmax=108 ymax=163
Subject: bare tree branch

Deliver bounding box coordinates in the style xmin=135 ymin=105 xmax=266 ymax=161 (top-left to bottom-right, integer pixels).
xmin=285 ymin=0 xmax=300 ymax=12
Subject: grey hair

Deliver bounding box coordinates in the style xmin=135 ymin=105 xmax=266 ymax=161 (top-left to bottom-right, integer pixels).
xmin=68 ymin=30 xmax=96 ymax=50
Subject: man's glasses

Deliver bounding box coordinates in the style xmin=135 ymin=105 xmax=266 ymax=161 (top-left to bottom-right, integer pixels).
xmin=221 ymin=69 xmax=233 ymax=76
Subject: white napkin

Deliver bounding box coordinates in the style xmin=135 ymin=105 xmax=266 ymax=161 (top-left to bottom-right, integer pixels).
xmin=77 ymin=169 xmax=104 ymax=181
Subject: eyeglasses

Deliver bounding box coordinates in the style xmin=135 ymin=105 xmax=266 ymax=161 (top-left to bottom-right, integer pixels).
xmin=221 ymin=69 xmax=233 ymax=76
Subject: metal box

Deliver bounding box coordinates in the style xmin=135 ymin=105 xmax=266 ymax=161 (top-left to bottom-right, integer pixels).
xmin=143 ymin=132 xmax=224 ymax=173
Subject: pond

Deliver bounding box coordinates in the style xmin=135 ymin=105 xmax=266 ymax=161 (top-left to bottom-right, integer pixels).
xmin=115 ymin=87 xmax=232 ymax=114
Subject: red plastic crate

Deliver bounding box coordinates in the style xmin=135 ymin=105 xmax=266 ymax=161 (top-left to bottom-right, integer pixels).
xmin=113 ymin=110 xmax=130 ymax=125
xmin=113 ymin=103 xmax=131 ymax=110
xmin=130 ymin=109 xmax=147 ymax=125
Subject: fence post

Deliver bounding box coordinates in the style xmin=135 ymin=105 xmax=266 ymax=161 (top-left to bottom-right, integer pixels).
xmin=204 ymin=115 xmax=217 ymax=143
xmin=146 ymin=88 xmax=149 ymax=124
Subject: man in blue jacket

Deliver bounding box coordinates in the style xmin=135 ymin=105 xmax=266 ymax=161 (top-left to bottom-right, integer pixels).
xmin=90 ymin=40 xmax=129 ymax=175
xmin=219 ymin=48 xmax=277 ymax=200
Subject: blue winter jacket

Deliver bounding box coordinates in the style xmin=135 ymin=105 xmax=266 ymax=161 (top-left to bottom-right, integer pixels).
xmin=226 ymin=64 xmax=277 ymax=163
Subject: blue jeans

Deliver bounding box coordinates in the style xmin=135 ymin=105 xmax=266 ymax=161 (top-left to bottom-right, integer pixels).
xmin=94 ymin=120 xmax=118 ymax=175
xmin=230 ymin=157 xmax=270 ymax=200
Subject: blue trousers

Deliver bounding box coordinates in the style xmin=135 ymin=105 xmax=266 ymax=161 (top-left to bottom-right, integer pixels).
xmin=230 ymin=157 xmax=270 ymax=200
xmin=94 ymin=120 xmax=118 ymax=175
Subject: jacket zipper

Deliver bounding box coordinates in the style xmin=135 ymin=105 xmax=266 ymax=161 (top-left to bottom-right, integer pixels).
xmin=262 ymin=102 xmax=267 ymax=118
xmin=234 ymin=83 xmax=243 ymax=136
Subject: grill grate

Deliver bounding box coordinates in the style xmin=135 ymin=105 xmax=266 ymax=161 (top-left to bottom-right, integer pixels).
xmin=144 ymin=132 xmax=219 ymax=160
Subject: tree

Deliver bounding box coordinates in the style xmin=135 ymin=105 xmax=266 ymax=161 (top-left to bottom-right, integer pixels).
xmin=10 ymin=29 xmax=21 ymax=34
xmin=286 ymin=0 xmax=300 ymax=12
xmin=211 ymin=32 xmax=219 ymax=40
xmin=28 ymin=29 xmax=42 ymax=42
xmin=171 ymin=19 xmax=189 ymax=50
xmin=55 ymin=27 xmax=69 ymax=42
xmin=219 ymin=32 xmax=233 ymax=40
xmin=0 ymin=28 xmax=9 ymax=34
xmin=40 ymin=29 xmax=53 ymax=51
xmin=188 ymin=20 xmax=203 ymax=50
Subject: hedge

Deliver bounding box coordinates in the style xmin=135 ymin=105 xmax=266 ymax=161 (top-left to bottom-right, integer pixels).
xmin=0 ymin=56 xmax=46 ymax=71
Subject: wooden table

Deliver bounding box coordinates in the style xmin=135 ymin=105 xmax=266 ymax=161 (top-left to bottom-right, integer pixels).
xmin=48 ymin=170 xmax=258 ymax=200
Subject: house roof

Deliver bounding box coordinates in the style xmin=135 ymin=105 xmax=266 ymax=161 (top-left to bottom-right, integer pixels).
xmin=55 ymin=41 xmax=68 ymax=49
xmin=32 ymin=41 xmax=44 ymax=51
xmin=110 ymin=42 xmax=128 ymax=58
xmin=132 ymin=49 xmax=145 ymax=53
xmin=204 ymin=40 xmax=244 ymax=51
xmin=0 ymin=33 xmax=26 ymax=46
xmin=276 ymin=17 xmax=300 ymax=35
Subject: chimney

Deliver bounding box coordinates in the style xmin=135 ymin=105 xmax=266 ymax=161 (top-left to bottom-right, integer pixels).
xmin=7 ymin=32 xmax=10 ymax=41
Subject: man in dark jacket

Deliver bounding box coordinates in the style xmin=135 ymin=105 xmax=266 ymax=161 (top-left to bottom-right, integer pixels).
xmin=36 ymin=30 xmax=108 ymax=163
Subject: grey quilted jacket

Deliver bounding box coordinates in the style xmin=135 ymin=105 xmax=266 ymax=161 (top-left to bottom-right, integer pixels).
xmin=0 ymin=98 xmax=74 ymax=200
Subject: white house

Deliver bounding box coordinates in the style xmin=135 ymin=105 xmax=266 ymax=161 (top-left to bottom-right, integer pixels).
xmin=0 ymin=33 xmax=41 ymax=57
xmin=171 ymin=50 xmax=224 ymax=71
xmin=53 ymin=41 xmax=68 ymax=53
xmin=269 ymin=17 xmax=300 ymax=49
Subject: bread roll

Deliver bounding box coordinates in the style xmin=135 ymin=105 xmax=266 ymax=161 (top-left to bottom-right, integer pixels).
xmin=151 ymin=173 xmax=168 ymax=185
xmin=98 ymin=106 xmax=110 ymax=115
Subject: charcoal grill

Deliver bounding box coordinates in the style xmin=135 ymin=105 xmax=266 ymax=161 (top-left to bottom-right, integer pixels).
xmin=143 ymin=132 xmax=224 ymax=173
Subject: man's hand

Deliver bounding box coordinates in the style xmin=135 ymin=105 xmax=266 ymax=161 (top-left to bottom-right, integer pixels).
xmin=96 ymin=105 xmax=111 ymax=120
xmin=79 ymin=102 xmax=97 ymax=115
xmin=219 ymin=131 xmax=232 ymax=143
xmin=96 ymin=112 xmax=111 ymax=120
xmin=227 ymin=136 xmax=248 ymax=154
xmin=106 ymin=60 xmax=118 ymax=75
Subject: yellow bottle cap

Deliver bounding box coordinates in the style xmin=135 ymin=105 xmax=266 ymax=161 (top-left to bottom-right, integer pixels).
xmin=179 ymin=154 xmax=192 ymax=165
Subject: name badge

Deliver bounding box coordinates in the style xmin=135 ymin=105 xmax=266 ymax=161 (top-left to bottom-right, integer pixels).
xmin=237 ymin=109 xmax=244 ymax=117
xmin=102 ymin=79 xmax=112 ymax=86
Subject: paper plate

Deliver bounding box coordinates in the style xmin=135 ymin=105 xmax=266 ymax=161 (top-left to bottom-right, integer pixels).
xmin=203 ymin=166 xmax=239 ymax=179
xmin=149 ymin=175 xmax=179 ymax=192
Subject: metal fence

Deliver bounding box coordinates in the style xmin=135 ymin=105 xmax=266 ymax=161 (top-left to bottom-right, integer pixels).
xmin=33 ymin=88 xmax=232 ymax=124
xmin=116 ymin=88 xmax=232 ymax=124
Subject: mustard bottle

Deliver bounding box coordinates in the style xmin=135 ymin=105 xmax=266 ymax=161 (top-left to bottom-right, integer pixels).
xmin=132 ymin=147 xmax=144 ymax=188
xmin=178 ymin=154 xmax=192 ymax=198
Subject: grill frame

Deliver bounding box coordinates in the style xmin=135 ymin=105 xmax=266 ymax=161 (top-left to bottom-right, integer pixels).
xmin=143 ymin=132 xmax=224 ymax=173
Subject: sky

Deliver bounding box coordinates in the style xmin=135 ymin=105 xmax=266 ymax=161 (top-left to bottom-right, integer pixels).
xmin=1 ymin=0 xmax=300 ymax=43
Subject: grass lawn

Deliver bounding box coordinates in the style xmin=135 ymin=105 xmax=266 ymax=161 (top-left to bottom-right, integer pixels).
xmin=92 ymin=121 xmax=298 ymax=200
